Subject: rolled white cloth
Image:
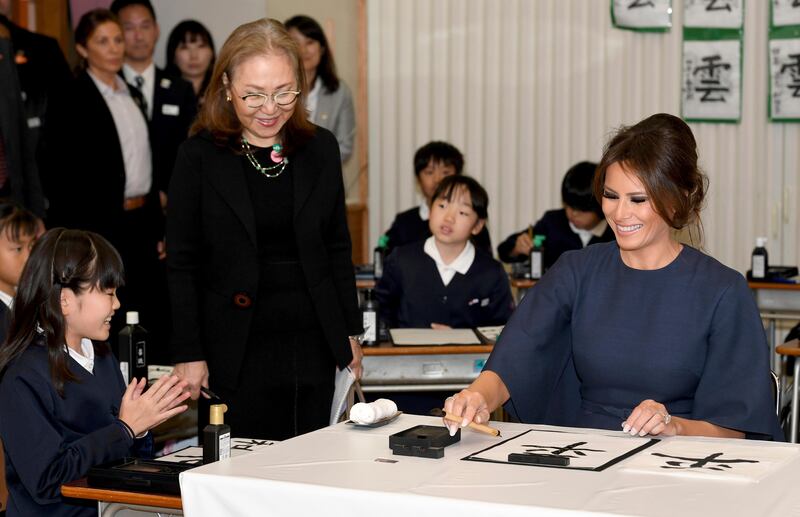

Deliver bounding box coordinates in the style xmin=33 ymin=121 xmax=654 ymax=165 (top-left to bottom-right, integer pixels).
xmin=350 ymin=399 xmax=398 ymax=424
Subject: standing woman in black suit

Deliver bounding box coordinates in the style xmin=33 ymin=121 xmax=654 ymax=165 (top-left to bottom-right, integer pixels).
xmin=45 ymin=9 xmax=163 ymax=346
xmin=168 ymin=18 xmax=363 ymax=440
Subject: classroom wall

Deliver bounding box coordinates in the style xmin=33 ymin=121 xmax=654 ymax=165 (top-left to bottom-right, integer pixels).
xmin=368 ymin=0 xmax=800 ymax=274
xmin=151 ymin=0 xmax=362 ymax=202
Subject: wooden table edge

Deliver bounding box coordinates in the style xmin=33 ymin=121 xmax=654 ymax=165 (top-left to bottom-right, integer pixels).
xmin=61 ymin=478 xmax=182 ymax=510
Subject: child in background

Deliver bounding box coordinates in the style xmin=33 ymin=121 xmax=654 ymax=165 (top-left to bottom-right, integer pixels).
xmin=0 ymin=200 xmax=41 ymax=344
xmin=376 ymin=175 xmax=513 ymax=329
xmin=382 ymin=141 xmax=492 ymax=255
xmin=497 ymin=161 xmax=615 ymax=270
xmin=0 ymin=228 xmax=190 ymax=516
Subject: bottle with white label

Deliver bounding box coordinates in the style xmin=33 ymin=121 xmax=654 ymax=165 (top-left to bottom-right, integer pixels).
xmin=361 ymin=289 xmax=378 ymax=346
xmin=751 ymin=237 xmax=768 ymax=280
xmin=530 ymin=235 xmax=546 ymax=280
xmin=203 ymin=403 xmax=231 ymax=464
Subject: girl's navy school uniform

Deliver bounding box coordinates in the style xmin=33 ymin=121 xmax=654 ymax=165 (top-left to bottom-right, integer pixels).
xmin=0 ymin=337 xmax=151 ymax=517
xmin=376 ymin=237 xmax=514 ymax=329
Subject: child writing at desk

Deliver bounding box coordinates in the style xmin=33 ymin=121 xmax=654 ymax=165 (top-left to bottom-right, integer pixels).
xmin=0 ymin=229 xmax=191 ymax=517
xmin=497 ymin=161 xmax=615 ymax=271
xmin=376 ymin=175 xmax=513 ymax=329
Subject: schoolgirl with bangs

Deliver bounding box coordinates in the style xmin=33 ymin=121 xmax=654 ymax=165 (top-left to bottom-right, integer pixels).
xmin=0 ymin=228 xmax=190 ymax=517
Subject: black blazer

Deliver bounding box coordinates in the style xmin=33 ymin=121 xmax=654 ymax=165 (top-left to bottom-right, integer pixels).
xmin=497 ymin=209 xmax=615 ymax=269
xmin=45 ymin=71 xmax=161 ymax=244
xmin=148 ymin=68 xmax=196 ymax=194
xmin=0 ymin=38 xmax=44 ymax=216
xmin=166 ymin=127 xmax=362 ymax=389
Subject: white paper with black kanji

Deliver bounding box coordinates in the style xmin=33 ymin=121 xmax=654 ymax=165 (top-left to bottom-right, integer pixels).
xmin=770 ymin=38 xmax=800 ymax=120
xmin=684 ymin=0 xmax=743 ymax=28
xmin=773 ymin=0 xmax=800 ymax=27
xmin=613 ymin=0 xmax=672 ymax=28
xmin=682 ymin=39 xmax=741 ymax=120
xmin=156 ymin=438 xmax=277 ymax=466
xmin=621 ymin=439 xmax=799 ymax=482
xmin=467 ymin=429 xmax=653 ymax=470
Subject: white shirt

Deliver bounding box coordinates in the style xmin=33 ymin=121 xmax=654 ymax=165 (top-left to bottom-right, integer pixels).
xmin=0 ymin=290 xmax=13 ymax=309
xmin=423 ymin=236 xmax=475 ymax=286
xmin=418 ymin=203 xmax=430 ymax=222
xmin=65 ymin=338 xmax=95 ymax=374
xmin=306 ymin=76 xmax=322 ymax=122
xmin=569 ymin=219 xmax=608 ymax=247
xmin=88 ymin=71 xmax=152 ymax=198
xmin=122 ymin=62 xmax=155 ymax=119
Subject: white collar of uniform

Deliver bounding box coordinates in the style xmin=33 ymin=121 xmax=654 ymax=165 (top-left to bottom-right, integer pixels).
xmin=423 ymin=236 xmax=475 ymax=286
xmin=569 ymin=219 xmax=608 ymax=247
xmin=87 ymin=69 xmax=130 ymax=98
xmin=0 ymin=290 xmax=13 ymax=309
xmin=418 ymin=202 xmax=430 ymax=221
xmin=122 ymin=62 xmax=155 ymax=89
xmin=65 ymin=338 xmax=95 ymax=374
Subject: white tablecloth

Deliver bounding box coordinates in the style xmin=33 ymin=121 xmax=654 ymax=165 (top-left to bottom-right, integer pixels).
xmin=179 ymin=415 xmax=800 ymax=517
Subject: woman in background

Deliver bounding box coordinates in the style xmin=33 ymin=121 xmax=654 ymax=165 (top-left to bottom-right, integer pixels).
xmin=166 ymin=19 xmax=215 ymax=107
xmin=285 ymin=14 xmax=355 ymax=163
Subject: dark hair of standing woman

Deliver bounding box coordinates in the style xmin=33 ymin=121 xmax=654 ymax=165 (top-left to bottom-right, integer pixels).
xmin=192 ymin=18 xmax=314 ymax=156
xmin=593 ymin=113 xmax=708 ymax=234
xmin=74 ymin=9 xmax=121 ymax=70
xmin=284 ymin=15 xmax=340 ymax=92
xmin=165 ymin=19 xmax=216 ymax=99
xmin=0 ymin=229 xmax=125 ymax=396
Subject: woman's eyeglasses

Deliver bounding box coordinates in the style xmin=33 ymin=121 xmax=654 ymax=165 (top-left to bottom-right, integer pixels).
xmin=238 ymin=90 xmax=301 ymax=108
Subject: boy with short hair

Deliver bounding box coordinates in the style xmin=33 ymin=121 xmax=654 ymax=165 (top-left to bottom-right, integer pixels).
xmin=0 ymin=200 xmax=41 ymax=343
xmin=376 ymin=175 xmax=513 ymax=329
xmin=382 ymin=141 xmax=492 ymax=255
xmin=497 ymin=161 xmax=615 ymax=270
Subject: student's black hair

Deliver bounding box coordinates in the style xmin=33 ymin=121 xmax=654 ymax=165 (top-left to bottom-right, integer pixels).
xmin=413 ymin=141 xmax=464 ymax=177
xmin=165 ymin=20 xmax=216 ymax=97
xmin=430 ymin=175 xmax=489 ymax=220
xmin=0 ymin=199 xmax=39 ymax=243
xmin=561 ymin=161 xmax=602 ymax=217
xmin=109 ymin=0 xmax=156 ymax=21
xmin=0 ymin=229 xmax=125 ymax=397
xmin=284 ymin=15 xmax=340 ymax=92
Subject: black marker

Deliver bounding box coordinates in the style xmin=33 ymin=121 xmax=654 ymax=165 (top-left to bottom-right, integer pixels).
xmin=508 ymin=453 xmax=570 ymax=467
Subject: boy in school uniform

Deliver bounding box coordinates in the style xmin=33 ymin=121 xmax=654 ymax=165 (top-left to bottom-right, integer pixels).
xmin=376 ymin=175 xmax=513 ymax=329
xmin=0 ymin=200 xmax=40 ymax=344
xmin=382 ymin=141 xmax=492 ymax=255
xmin=497 ymin=161 xmax=615 ymax=270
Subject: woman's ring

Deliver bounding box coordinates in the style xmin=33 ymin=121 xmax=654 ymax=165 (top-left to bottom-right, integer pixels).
xmin=662 ymin=412 xmax=671 ymax=425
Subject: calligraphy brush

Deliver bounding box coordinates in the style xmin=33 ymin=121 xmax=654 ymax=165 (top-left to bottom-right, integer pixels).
xmin=432 ymin=408 xmax=502 ymax=437
xmin=200 ymin=386 xmax=222 ymax=401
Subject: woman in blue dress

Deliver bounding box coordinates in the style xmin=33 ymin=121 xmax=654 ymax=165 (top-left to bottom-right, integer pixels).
xmin=444 ymin=113 xmax=782 ymax=441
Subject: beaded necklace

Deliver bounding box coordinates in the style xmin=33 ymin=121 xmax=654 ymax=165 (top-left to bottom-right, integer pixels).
xmin=241 ymin=136 xmax=288 ymax=178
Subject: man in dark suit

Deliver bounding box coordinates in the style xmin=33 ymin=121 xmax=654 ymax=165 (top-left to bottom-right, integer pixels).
xmin=110 ymin=0 xmax=196 ymax=208
xmin=0 ymin=31 xmax=44 ymax=217
xmin=0 ymin=0 xmax=71 ymax=213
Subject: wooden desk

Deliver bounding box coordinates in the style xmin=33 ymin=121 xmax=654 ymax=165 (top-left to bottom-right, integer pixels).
xmin=361 ymin=341 xmax=493 ymax=392
xmin=61 ymin=478 xmax=182 ymax=514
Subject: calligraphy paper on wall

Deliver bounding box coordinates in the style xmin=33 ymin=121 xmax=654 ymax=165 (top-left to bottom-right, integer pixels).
xmin=769 ymin=37 xmax=800 ymax=120
xmin=464 ymin=429 xmax=658 ymax=471
xmin=684 ymin=0 xmax=743 ymax=29
xmin=612 ymin=0 xmax=673 ymax=31
xmin=621 ymin=439 xmax=799 ymax=482
xmin=772 ymin=0 xmax=800 ymax=28
xmin=682 ymin=38 xmax=742 ymax=121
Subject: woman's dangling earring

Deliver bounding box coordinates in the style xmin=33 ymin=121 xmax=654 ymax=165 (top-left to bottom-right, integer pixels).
xmin=226 ymin=94 xmax=231 ymax=102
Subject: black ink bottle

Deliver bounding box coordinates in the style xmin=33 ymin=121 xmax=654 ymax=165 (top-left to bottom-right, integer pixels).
xmin=117 ymin=311 xmax=147 ymax=385
xmin=203 ymin=403 xmax=231 ymax=464
xmin=751 ymin=237 xmax=768 ymax=280
xmin=361 ymin=289 xmax=379 ymax=346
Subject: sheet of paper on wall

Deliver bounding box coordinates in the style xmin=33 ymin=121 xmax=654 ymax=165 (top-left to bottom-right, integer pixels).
xmin=620 ymin=439 xmax=799 ymax=483
xmin=464 ymin=429 xmax=658 ymax=471
xmin=156 ymin=438 xmax=278 ymax=466
xmin=389 ymin=328 xmax=481 ymax=346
